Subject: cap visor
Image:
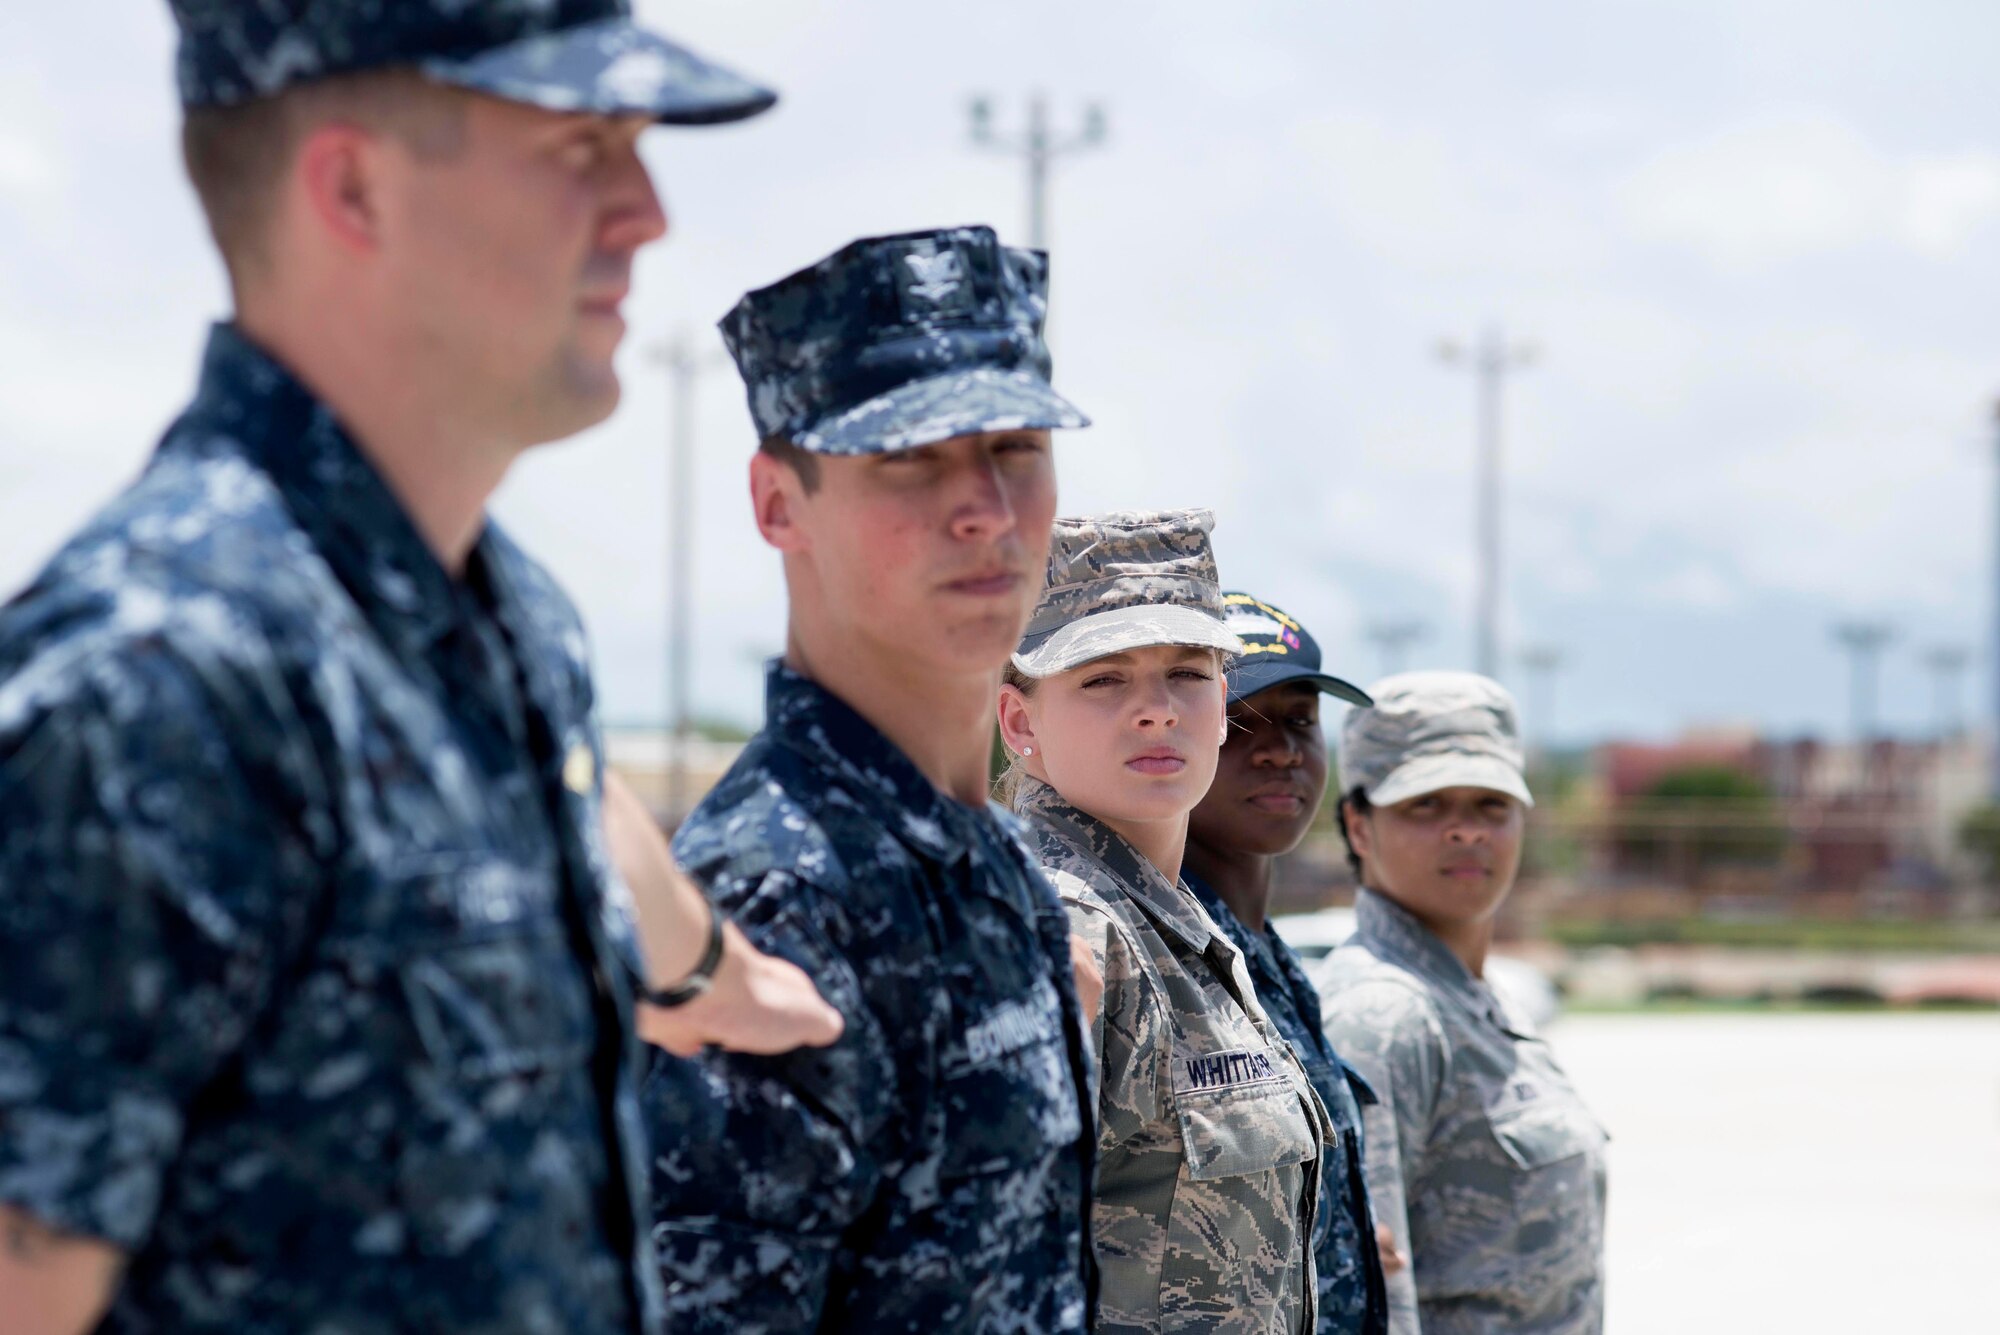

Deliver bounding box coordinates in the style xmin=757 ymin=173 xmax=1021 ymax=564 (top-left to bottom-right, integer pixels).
xmin=795 ymin=367 xmax=1090 ymax=455
xmin=1014 ymin=604 xmax=1244 ymax=678
xmin=1227 ymin=661 xmax=1373 ymax=707
xmin=423 ymin=18 xmax=777 ymax=124
xmin=1367 ymin=753 xmax=1534 ymax=809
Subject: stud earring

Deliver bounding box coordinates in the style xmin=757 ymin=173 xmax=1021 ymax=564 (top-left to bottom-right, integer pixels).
xmin=1021 ymin=745 xmax=1034 ymax=756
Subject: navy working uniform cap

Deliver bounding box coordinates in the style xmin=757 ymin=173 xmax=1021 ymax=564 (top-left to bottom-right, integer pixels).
xmin=168 ymin=0 xmax=776 ymax=124
xmin=720 ymin=225 xmax=1091 ymax=455
xmin=1221 ymin=590 xmax=1372 ymax=706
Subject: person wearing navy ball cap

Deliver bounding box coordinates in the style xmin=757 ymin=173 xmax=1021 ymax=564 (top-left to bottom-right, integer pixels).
xmin=1183 ymin=591 xmax=1393 ymax=1335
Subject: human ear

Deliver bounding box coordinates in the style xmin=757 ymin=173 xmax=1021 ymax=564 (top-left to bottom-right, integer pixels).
xmin=996 ymin=683 xmax=1039 ymax=758
xmin=1342 ymin=800 xmax=1374 ymax=862
xmin=295 ymin=124 xmax=389 ymax=257
xmin=749 ymin=453 xmax=806 ymax=554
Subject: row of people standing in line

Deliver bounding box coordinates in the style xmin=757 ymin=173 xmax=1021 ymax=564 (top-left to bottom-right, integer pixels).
xmin=646 ymin=225 xmax=1612 ymax=1333
xmin=0 ymin=4 xmax=1605 ymax=1330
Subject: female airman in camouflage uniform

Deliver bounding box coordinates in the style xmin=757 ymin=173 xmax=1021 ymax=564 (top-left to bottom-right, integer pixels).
xmin=998 ymin=510 xmax=1331 ymax=1334
xmin=1319 ymin=673 xmax=1608 ymax=1335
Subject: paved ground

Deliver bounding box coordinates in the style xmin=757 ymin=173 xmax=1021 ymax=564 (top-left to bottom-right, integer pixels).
xmin=1550 ymin=1012 xmax=2000 ymax=1334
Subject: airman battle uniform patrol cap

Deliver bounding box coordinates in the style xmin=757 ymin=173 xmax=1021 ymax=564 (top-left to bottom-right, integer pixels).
xmin=1340 ymin=670 xmax=1535 ymax=809
xmin=167 ymin=0 xmax=776 ymax=123
xmin=1013 ymin=509 xmax=1244 ymax=678
xmin=1219 ymin=589 xmax=1371 ymax=706
xmin=720 ymin=225 xmax=1090 ymax=454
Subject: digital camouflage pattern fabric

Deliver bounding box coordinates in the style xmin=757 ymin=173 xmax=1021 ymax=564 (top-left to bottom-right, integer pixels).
xmin=1012 ymin=509 xmax=1244 ymax=678
xmin=1186 ymin=872 xmax=1388 ymax=1335
xmin=1319 ymin=890 xmax=1608 ymax=1335
xmin=1337 ymin=672 xmax=1534 ymax=811
xmin=1013 ymin=778 xmax=1327 ymax=1335
xmin=0 ymin=325 xmax=660 ymax=1332
xmin=719 ymin=225 xmax=1090 ymax=455
xmin=643 ymin=664 xmax=1096 ymax=1334
xmin=167 ymin=0 xmax=775 ymax=122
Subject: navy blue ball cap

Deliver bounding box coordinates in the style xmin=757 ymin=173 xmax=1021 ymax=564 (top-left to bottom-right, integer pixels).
xmin=721 ymin=225 xmax=1090 ymax=455
xmin=168 ymin=0 xmax=777 ymax=124
xmin=1220 ymin=591 xmax=1371 ymax=707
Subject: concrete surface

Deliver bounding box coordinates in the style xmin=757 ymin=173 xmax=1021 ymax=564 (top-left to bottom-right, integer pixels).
xmin=1549 ymin=1012 xmax=2000 ymax=1334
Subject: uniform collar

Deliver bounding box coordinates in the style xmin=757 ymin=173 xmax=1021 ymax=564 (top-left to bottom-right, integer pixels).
xmin=168 ymin=323 xmax=481 ymax=662
xmin=1354 ymin=886 xmax=1502 ymax=1016
xmin=762 ymin=661 xmax=973 ymax=863
xmin=1014 ymin=777 xmax=1213 ymax=954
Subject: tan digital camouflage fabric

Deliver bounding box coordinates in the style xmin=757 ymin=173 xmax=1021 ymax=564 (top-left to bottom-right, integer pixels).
xmin=1339 ymin=672 xmax=1534 ymax=810
xmin=1014 ymin=778 xmax=1329 ymax=1334
xmin=1013 ymin=510 xmax=1244 ymax=678
xmin=1319 ymin=890 xmax=1608 ymax=1335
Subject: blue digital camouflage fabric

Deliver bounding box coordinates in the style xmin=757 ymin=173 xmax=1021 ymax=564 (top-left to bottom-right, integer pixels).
xmin=1012 ymin=509 xmax=1245 ymax=679
xmin=1185 ymin=874 xmax=1389 ymax=1335
xmin=0 ymin=324 xmax=660 ymax=1333
xmin=720 ymin=225 xmax=1090 ymax=454
xmin=644 ymin=663 xmax=1096 ymax=1334
xmin=1319 ymin=890 xmax=1608 ymax=1335
xmin=1014 ymin=778 xmax=1328 ymax=1335
xmin=168 ymin=0 xmax=775 ymax=123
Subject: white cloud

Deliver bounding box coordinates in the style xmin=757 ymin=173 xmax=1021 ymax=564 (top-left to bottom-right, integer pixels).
xmin=1618 ymin=110 xmax=2000 ymax=267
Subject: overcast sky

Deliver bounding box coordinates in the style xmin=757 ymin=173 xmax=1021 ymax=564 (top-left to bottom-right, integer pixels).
xmin=4 ymin=1 xmax=1996 ymax=744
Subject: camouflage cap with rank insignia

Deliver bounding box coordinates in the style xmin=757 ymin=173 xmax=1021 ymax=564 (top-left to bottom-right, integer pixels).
xmin=1339 ymin=670 xmax=1535 ymax=808
xmin=1220 ymin=590 xmax=1371 ymax=706
xmin=719 ymin=225 xmax=1091 ymax=455
xmin=1012 ymin=509 xmax=1244 ymax=678
xmin=167 ymin=0 xmax=776 ymax=123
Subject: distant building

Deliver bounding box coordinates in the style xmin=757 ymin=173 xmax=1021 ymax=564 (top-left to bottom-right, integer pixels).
xmin=1588 ymin=728 xmax=1987 ymax=893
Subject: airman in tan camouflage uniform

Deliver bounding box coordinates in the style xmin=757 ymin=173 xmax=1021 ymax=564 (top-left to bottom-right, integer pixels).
xmin=1318 ymin=673 xmax=1608 ymax=1335
xmin=999 ymin=511 xmax=1330 ymax=1334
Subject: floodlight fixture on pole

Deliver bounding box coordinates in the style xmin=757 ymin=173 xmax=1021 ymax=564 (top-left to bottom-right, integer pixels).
xmin=967 ymin=91 xmax=1108 ymax=251
xmin=1365 ymin=619 xmax=1429 ymax=677
xmin=649 ymin=330 xmax=730 ymax=826
xmin=1831 ymin=620 xmax=1895 ymax=745
xmin=1924 ymin=644 xmax=1970 ymax=741
xmin=1438 ymin=327 xmax=1538 ymax=680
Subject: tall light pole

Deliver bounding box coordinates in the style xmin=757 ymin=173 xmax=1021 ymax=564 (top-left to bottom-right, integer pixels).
xmin=1519 ymin=644 xmax=1566 ymax=765
xmin=1438 ymin=328 xmax=1538 ymax=679
xmin=967 ymin=92 xmax=1107 ymax=251
xmin=650 ymin=331 xmax=728 ymax=825
xmin=1832 ymin=621 xmax=1895 ymax=744
xmin=1925 ymin=645 xmax=1970 ymax=741
xmin=1366 ymin=620 xmax=1429 ymax=678
xmin=1992 ymin=401 xmax=2000 ymax=795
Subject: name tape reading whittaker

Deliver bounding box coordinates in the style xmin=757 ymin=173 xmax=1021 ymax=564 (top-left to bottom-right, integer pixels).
xmin=1176 ymin=1046 xmax=1286 ymax=1094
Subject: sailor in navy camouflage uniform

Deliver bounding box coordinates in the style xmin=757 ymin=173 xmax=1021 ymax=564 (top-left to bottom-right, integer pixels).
xmin=0 ymin=4 xmax=773 ymax=1331
xmin=1184 ymin=592 xmax=1390 ymax=1335
xmin=643 ymin=227 xmax=1100 ymax=1333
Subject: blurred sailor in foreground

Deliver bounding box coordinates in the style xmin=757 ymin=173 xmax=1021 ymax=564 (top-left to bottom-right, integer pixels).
xmin=0 ymin=4 xmax=838 ymax=1332
xmin=644 ymin=226 xmax=1100 ymax=1333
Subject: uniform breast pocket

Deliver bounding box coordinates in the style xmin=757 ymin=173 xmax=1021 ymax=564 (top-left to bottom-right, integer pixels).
xmin=1175 ymin=1049 xmax=1319 ymax=1181
xmin=1484 ymin=1079 xmax=1609 ymax=1174
xmin=385 ymin=858 xmax=599 ymax=1084
xmin=938 ymin=976 xmax=1084 ymax=1178
xmin=1484 ymin=1091 xmax=1610 ymax=1281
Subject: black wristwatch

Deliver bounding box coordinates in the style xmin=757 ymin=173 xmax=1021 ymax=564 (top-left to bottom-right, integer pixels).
xmin=643 ymin=901 xmax=727 ymax=1008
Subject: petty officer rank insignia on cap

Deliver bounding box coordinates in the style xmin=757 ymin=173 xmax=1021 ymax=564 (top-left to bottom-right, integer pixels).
xmin=897 ymin=239 xmax=979 ymax=321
